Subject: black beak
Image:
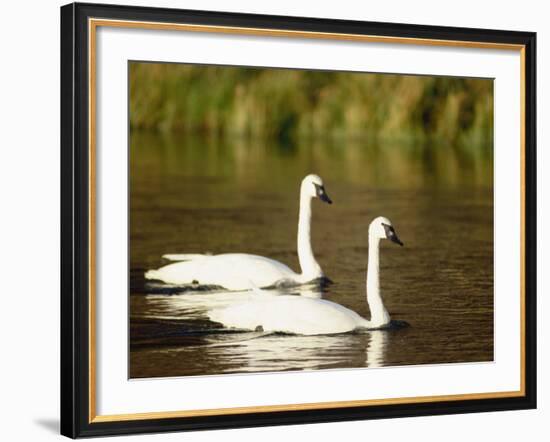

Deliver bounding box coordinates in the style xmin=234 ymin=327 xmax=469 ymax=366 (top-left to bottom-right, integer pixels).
xmin=382 ymin=222 xmax=404 ymax=246
xmin=390 ymin=235 xmax=404 ymax=246
xmin=315 ymin=184 xmax=332 ymax=204
xmin=319 ymin=191 xmax=332 ymax=204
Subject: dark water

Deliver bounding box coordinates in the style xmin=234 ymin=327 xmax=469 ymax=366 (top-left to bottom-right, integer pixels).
xmin=129 ymin=131 xmax=493 ymax=379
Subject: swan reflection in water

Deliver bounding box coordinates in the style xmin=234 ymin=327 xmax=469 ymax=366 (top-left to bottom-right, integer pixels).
xmin=365 ymin=330 xmax=387 ymax=368
xmin=136 ymin=283 xmax=389 ymax=374
xmin=193 ymin=325 xmax=388 ymax=373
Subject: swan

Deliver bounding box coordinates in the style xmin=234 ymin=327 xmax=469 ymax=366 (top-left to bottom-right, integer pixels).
xmin=207 ymin=216 xmax=404 ymax=335
xmin=145 ymin=174 xmax=332 ymax=290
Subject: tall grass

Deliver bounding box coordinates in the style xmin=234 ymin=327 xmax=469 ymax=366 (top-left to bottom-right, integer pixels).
xmin=129 ymin=62 xmax=493 ymax=146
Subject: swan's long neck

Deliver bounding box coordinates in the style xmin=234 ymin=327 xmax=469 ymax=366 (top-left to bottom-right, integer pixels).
xmin=365 ymin=235 xmax=390 ymax=328
xmin=297 ymin=190 xmax=323 ymax=280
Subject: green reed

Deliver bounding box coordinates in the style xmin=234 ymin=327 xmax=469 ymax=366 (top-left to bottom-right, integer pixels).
xmin=129 ymin=62 xmax=493 ymax=146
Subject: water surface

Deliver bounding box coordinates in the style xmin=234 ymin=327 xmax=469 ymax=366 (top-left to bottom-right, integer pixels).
xmin=130 ymin=131 xmax=493 ymax=378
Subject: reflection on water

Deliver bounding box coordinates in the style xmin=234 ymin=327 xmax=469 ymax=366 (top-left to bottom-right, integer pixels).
xmin=132 ymin=286 xmax=391 ymax=375
xmin=366 ymin=331 xmax=387 ymax=368
xmin=130 ymin=131 xmax=493 ymax=378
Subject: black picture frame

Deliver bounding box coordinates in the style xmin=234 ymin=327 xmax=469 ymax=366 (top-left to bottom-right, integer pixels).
xmin=61 ymin=2 xmax=537 ymax=438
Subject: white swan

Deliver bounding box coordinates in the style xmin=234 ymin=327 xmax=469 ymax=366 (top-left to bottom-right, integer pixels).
xmin=145 ymin=174 xmax=332 ymax=290
xmin=207 ymin=216 xmax=403 ymax=335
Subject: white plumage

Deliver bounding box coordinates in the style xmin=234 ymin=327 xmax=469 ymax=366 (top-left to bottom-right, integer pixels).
xmin=208 ymin=295 xmax=368 ymax=335
xmin=146 ymin=253 xmax=302 ymax=291
xmin=145 ymin=174 xmax=332 ymax=290
xmin=207 ymin=217 xmax=404 ymax=335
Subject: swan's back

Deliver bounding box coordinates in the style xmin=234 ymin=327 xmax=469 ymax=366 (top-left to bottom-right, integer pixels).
xmin=208 ymin=295 xmax=366 ymax=335
xmin=145 ymin=253 xmax=298 ymax=290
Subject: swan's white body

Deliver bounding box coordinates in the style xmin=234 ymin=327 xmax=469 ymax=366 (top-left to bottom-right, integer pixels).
xmin=146 ymin=253 xmax=309 ymax=291
xmin=209 ymin=295 xmax=369 ymax=335
xmin=207 ymin=217 xmax=403 ymax=335
xmin=145 ymin=175 xmax=331 ymax=291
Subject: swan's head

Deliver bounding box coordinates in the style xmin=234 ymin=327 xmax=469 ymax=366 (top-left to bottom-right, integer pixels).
xmin=369 ymin=216 xmax=404 ymax=246
xmin=301 ymin=174 xmax=332 ymax=204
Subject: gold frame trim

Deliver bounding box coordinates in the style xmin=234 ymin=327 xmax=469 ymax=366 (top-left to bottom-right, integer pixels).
xmin=88 ymin=18 xmax=527 ymax=424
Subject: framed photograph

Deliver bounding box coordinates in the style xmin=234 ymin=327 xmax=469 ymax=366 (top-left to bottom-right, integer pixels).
xmin=60 ymin=2 xmax=537 ymax=438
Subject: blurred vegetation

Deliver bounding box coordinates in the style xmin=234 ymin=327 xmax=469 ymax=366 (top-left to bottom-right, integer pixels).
xmin=130 ymin=62 xmax=493 ymax=146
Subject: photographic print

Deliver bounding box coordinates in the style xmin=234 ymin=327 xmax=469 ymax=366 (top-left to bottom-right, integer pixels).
xmin=129 ymin=62 xmax=494 ymax=379
xmin=61 ymin=4 xmax=536 ymax=436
